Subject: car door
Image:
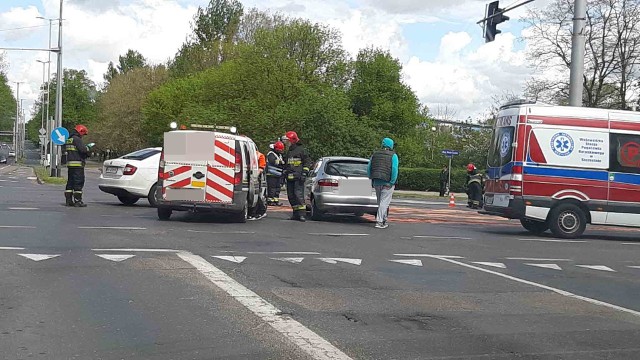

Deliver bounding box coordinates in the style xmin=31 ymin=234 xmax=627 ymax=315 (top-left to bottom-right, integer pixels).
xmin=305 ymin=159 xmax=323 ymax=206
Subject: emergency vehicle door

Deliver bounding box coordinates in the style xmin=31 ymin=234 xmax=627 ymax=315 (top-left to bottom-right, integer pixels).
xmin=205 ymin=137 xmax=235 ymax=203
xmin=606 ymin=132 xmax=640 ymax=226
xmin=240 ymin=141 xmax=257 ymax=207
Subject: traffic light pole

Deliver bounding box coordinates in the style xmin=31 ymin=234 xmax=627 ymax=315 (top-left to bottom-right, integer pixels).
xmin=569 ymin=0 xmax=586 ymax=107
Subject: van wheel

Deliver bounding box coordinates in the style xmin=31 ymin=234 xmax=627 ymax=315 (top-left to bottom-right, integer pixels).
xmin=157 ymin=207 xmax=172 ymax=221
xmin=548 ymin=203 xmax=586 ymax=239
xmin=520 ymin=218 xmax=548 ymax=235
xmin=233 ymin=200 xmax=248 ymax=223
xmin=148 ymin=183 xmax=158 ymax=207
xmin=118 ymin=195 xmax=139 ymax=206
xmin=310 ymin=198 xmax=324 ymax=221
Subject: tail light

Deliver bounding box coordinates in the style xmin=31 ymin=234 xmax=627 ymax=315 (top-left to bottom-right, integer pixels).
xmin=158 ymin=151 xmax=165 ymax=180
xmin=317 ymin=179 xmax=339 ymax=191
xmin=234 ymin=147 xmax=242 ymax=185
xmin=509 ymin=165 xmax=523 ymax=195
xmin=123 ymin=164 xmax=137 ymax=176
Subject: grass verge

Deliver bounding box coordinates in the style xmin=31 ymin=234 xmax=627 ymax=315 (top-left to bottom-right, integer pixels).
xmin=33 ymin=166 xmax=67 ymax=185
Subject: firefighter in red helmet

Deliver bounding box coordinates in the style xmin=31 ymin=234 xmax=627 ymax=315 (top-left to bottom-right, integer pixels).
xmin=64 ymin=124 xmax=93 ymax=207
xmin=266 ymin=141 xmax=285 ymax=206
xmin=283 ymin=131 xmax=311 ymax=221
xmin=465 ymin=163 xmax=483 ymax=209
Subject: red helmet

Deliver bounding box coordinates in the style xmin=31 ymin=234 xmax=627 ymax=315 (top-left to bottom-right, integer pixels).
xmin=274 ymin=141 xmax=285 ymax=152
xmin=75 ymin=124 xmax=88 ymax=136
xmin=467 ymin=163 xmax=476 ymax=172
xmin=285 ymin=131 xmax=299 ymax=144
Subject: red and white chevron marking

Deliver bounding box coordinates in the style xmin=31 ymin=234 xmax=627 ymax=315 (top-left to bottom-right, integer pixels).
xmin=214 ymin=139 xmax=236 ymax=167
xmin=205 ymin=166 xmax=234 ymax=203
xmin=163 ymin=164 xmax=192 ymax=189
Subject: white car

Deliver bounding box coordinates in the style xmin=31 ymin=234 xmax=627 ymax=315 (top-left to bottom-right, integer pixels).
xmin=99 ymin=147 xmax=162 ymax=206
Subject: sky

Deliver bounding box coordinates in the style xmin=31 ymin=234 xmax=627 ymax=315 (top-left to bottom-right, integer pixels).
xmin=0 ymin=0 xmax=551 ymax=125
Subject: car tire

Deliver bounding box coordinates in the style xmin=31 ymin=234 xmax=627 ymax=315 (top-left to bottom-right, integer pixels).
xmin=157 ymin=207 xmax=172 ymax=221
xmin=148 ymin=183 xmax=158 ymax=207
xmin=310 ymin=198 xmax=324 ymax=221
xmin=520 ymin=218 xmax=548 ymax=235
xmin=118 ymin=195 xmax=140 ymax=206
xmin=548 ymin=203 xmax=587 ymax=239
xmin=232 ymin=199 xmax=248 ymax=223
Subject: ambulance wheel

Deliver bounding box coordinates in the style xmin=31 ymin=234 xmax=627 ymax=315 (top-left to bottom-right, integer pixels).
xmin=520 ymin=218 xmax=548 ymax=235
xmin=548 ymin=203 xmax=586 ymax=239
xmin=118 ymin=195 xmax=139 ymax=206
xmin=157 ymin=207 xmax=172 ymax=221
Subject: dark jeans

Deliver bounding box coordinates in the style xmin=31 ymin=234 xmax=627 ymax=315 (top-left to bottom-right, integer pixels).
xmin=468 ymin=182 xmax=482 ymax=208
xmin=66 ymin=167 xmax=85 ymax=193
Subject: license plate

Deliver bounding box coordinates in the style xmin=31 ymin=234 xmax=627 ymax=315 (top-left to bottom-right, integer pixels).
xmin=106 ymin=167 xmax=118 ymax=174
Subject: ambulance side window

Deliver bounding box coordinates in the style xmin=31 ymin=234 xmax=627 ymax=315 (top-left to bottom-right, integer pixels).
xmin=610 ymin=133 xmax=640 ymax=174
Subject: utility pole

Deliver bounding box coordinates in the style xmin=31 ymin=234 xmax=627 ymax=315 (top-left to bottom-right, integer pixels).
xmin=569 ymin=0 xmax=586 ymax=106
xmin=37 ymin=16 xmax=57 ymax=169
xmin=52 ymin=0 xmax=64 ymax=177
xmin=14 ymin=82 xmax=21 ymax=159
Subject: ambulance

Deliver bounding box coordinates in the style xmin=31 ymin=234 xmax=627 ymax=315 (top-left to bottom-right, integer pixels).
xmin=155 ymin=126 xmax=265 ymax=223
xmin=482 ymin=101 xmax=640 ymax=238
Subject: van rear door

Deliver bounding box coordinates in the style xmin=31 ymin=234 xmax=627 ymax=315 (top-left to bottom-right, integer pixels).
xmin=485 ymin=110 xmax=518 ymax=208
xmin=163 ymin=131 xmax=214 ymax=202
xmin=205 ymin=136 xmax=236 ymax=203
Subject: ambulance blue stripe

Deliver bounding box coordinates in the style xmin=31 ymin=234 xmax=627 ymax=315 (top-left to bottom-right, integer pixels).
xmin=487 ymin=162 xmax=522 ymax=179
xmin=611 ymin=173 xmax=640 ymax=186
xmin=523 ymin=166 xmax=609 ymax=181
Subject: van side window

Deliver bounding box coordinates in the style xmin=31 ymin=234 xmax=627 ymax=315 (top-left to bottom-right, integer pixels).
xmin=242 ymin=143 xmax=251 ymax=170
xmin=610 ymin=133 xmax=640 ymax=174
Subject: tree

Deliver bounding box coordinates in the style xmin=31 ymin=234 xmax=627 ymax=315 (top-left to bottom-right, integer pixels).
xmin=93 ymin=66 xmax=169 ymax=153
xmin=0 ymin=54 xmax=17 ymax=134
xmin=523 ymin=0 xmax=640 ymax=109
xmin=103 ymin=49 xmax=148 ymax=84
xmin=169 ymin=0 xmax=244 ymax=78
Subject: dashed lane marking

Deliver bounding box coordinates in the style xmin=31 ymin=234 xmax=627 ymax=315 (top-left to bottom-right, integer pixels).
xmin=622 ymin=243 xmax=640 ymax=246
xmin=96 ymin=254 xmax=136 ymax=262
xmin=177 ymin=252 xmax=353 ymax=360
xmin=577 ymin=265 xmax=616 ymax=272
xmin=389 ymin=259 xmax=423 ymax=267
xmin=0 ymin=225 xmax=36 ymax=229
xmin=91 ymin=248 xmax=179 ymax=253
xmin=317 ymin=258 xmax=362 ymax=265
xmin=0 ymin=246 xmax=25 ymax=250
xmin=413 ymin=235 xmax=472 ymax=240
xmin=246 ymin=251 xmax=321 ymax=255
xmin=394 ymin=254 xmax=465 ymax=259
xmin=187 ymin=230 xmax=256 ymax=234
xmin=8 ymin=207 xmax=39 ymax=210
xmin=425 ymin=254 xmax=640 ymax=318
xmin=472 ymin=261 xmax=507 ymax=269
xmin=525 ymin=263 xmax=563 ymax=271
xmin=506 ymin=257 xmax=572 ymax=261
xmin=308 ymin=233 xmax=369 ymax=237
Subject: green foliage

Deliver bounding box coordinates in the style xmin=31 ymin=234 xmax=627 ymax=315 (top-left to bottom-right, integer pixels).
xmin=103 ymin=49 xmax=148 ymax=84
xmin=0 ymin=72 xmax=16 ymax=133
xmin=396 ymin=168 xmax=468 ymax=193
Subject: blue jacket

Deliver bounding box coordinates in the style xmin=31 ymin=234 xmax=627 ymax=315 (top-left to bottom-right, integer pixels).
xmin=367 ymin=137 xmax=399 ymax=187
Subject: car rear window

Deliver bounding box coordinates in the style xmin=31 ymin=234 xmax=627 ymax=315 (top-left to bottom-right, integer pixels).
xmin=324 ymin=160 xmax=369 ymax=177
xmin=121 ymin=149 xmax=161 ymax=160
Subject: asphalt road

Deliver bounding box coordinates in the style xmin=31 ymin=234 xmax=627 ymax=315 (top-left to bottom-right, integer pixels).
xmin=0 ymin=164 xmax=639 ymax=359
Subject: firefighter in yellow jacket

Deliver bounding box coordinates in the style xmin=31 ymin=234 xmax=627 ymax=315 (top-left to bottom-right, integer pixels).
xmin=64 ymin=125 xmax=93 ymax=207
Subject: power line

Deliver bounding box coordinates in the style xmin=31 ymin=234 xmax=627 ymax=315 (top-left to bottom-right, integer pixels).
xmin=0 ymin=24 xmax=48 ymax=33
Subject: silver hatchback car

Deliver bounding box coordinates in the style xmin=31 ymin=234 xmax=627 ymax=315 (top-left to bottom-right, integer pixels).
xmin=304 ymin=157 xmax=378 ymax=220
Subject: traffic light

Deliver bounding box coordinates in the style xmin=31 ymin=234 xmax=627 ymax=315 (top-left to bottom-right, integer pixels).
xmin=484 ymin=1 xmax=509 ymax=43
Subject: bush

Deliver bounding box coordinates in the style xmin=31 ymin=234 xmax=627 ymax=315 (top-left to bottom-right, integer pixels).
xmin=397 ymin=168 xmax=467 ymax=193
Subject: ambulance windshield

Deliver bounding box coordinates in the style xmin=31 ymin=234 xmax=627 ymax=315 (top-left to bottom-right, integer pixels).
xmin=488 ymin=126 xmax=515 ymax=168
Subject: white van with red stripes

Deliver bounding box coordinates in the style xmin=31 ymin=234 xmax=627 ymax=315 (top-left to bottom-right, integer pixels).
xmin=155 ymin=128 xmax=264 ymax=222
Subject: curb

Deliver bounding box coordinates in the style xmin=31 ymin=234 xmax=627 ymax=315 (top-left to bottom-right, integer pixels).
xmin=30 ymin=166 xmax=45 ymax=185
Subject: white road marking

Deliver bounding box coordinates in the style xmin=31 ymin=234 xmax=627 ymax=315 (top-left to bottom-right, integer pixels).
xmin=246 ymin=251 xmax=321 ymax=255
xmin=27 ymin=177 xmax=37 ymax=180
xmin=187 ymin=230 xmax=256 ymax=234
xmin=78 ymin=226 xmax=147 ymax=230
xmin=525 ymin=263 xmax=563 ymax=271
xmin=394 ymin=254 xmax=465 ymax=259
xmin=271 ymin=257 xmax=304 ymax=264
xmin=308 ymin=233 xmax=369 ymax=237
xmin=426 ymin=254 xmax=640 ymax=318
xmin=506 ymin=257 xmax=572 ymax=261
xmin=519 ymin=238 xmax=587 ymax=243
xmin=96 ymin=254 xmax=136 ymax=262
xmin=8 ymin=207 xmax=39 ymax=210
xmin=389 ymin=259 xmax=423 ymax=267
xmin=18 ymin=254 xmax=60 ymax=261
xmin=413 ymin=235 xmax=472 ymax=240
xmin=629 ymin=266 xmax=640 ymax=269
xmin=0 ymin=246 xmax=24 ymax=250
xmin=622 ymin=243 xmax=640 ymax=246
xmin=317 ymin=258 xmax=362 ymax=265
xmin=91 ymin=248 xmax=179 ymax=253
xmin=212 ymin=255 xmax=247 ymax=264
xmin=577 ymin=265 xmax=616 ymax=272
xmin=177 ymin=252 xmax=352 ymax=360
xmin=472 ymin=261 xmax=506 ymax=269
xmin=0 ymin=225 xmax=36 ymax=229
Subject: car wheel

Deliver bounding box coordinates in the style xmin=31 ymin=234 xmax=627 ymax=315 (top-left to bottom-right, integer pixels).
xmin=310 ymin=198 xmax=324 ymax=221
xmin=232 ymin=199 xmax=248 ymax=223
xmin=148 ymin=183 xmax=158 ymax=207
xmin=548 ymin=203 xmax=587 ymax=239
xmin=118 ymin=195 xmax=140 ymax=206
xmin=520 ymin=218 xmax=548 ymax=235
xmin=157 ymin=207 xmax=172 ymax=221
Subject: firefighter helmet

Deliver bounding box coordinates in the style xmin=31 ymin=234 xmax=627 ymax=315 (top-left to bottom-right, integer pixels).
xmin=75 ymin=124 xmax=88 ymax=136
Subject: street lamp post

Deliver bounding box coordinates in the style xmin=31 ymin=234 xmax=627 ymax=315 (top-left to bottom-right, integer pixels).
xmin=37 ymin=16 xmax=57 ymax=169
xmin=14 ymin=82 xmax=21 ymax=160
xmin=53 ymin=0 xmax=64 ymax=177
xmin=36 ymin=59 xmax=50 ymax=163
